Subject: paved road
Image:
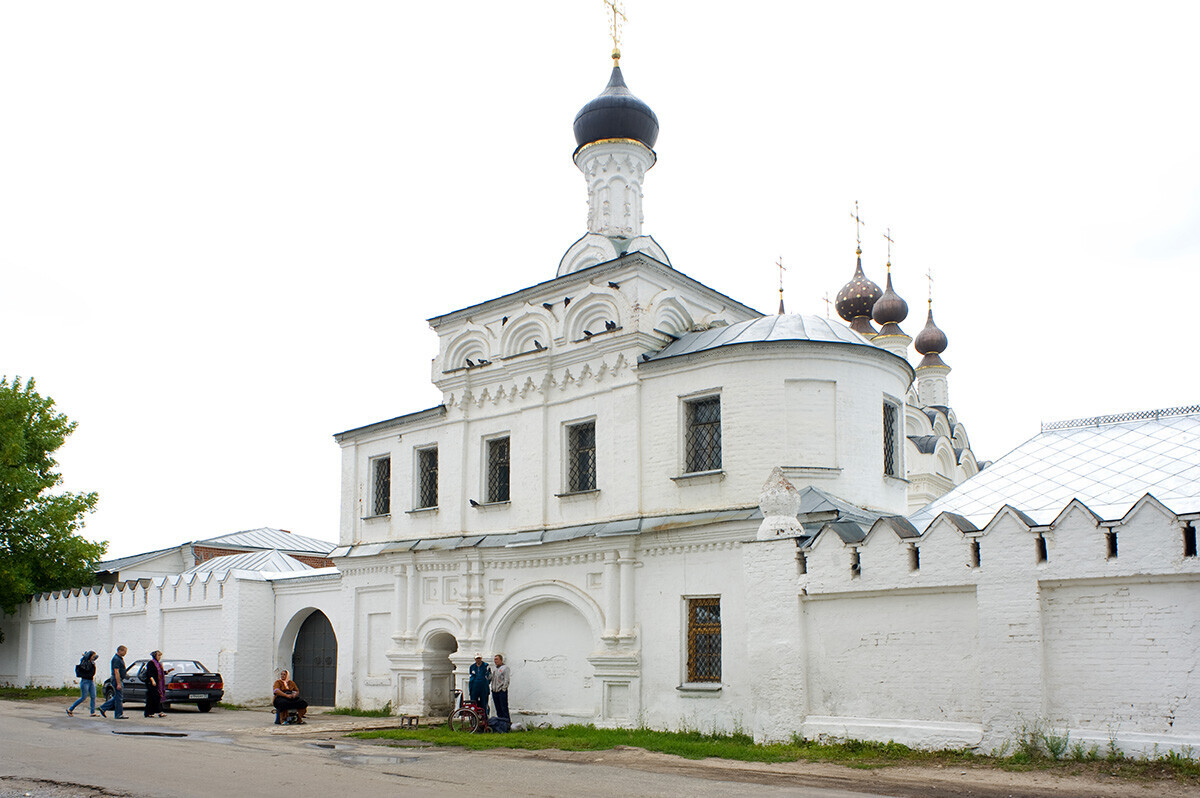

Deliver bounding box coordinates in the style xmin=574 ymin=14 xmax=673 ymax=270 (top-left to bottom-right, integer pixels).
xmin=0 ymin=700 xmax=890 ymax=798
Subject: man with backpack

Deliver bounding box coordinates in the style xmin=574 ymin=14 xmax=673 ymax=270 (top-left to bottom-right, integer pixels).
xmin=66 ymin=651 xmax=99 ymax=716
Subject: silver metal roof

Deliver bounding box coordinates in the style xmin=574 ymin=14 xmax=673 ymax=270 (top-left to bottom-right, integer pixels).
xmin=199 ymin=528 xmax=335 ymax=555
xmin=334 ymin=507 xmax=763 ymax=558
xmin=643 ymin=314 xmax=873 ymax=363
xmin=96 ymin=546 xmax=178 ymax=572
xmin=183 ymin=550 xmax=312 ymax=574
xmin=909 ymin=406 xmax=1200 ymax=532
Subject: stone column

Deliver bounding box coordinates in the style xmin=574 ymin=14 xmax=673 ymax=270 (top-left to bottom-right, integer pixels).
xmin=604 ymin=550 xmax=620 ymax=639
xmin=406 ymin=558 xmax=419 ymax=638
xmin=391 ymin=565 xmax=407 ymax=645
xmin=742 ymin=537 xmax=806 ymax=743
xmin=618 ymin=551 xmax=636 ymax=639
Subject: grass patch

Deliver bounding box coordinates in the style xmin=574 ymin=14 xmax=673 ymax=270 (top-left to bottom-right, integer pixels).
xmin=351 ymin=723 xmax=1200 ymax=785
xmin=0 ymin=685 xmax=78 ymax=700
xmin=328 ymin=702 xmax=393 ymax=718
xmin=352 ymin=724 xmax=961 ymax=766
xmin=217 ymin=702 xmax=255 ymax=711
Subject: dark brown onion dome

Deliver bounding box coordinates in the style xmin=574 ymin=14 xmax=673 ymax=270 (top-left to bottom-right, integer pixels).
xmin=835 ymin=248 xmax=882 ymax=336
xmin=914 ymin=303 xmax=949 ymax=367
xmin=573 ymin=65 xmax=659 ymax=154
xmin=872 ymin=269 xmax=909 ymax=327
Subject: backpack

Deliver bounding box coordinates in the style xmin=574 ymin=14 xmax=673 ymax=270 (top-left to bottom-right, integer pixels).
xmin=75 ymin=663 xmax=87 ymax=678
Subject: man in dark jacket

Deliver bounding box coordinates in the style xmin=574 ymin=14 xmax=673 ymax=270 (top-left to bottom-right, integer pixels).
xmin=97 ymin=645 xmax=128 ymax=719
xmin=468 ymin=653 xmax=490 ymax=715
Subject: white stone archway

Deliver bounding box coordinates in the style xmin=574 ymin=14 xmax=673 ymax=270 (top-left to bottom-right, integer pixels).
xmin=485 ymin=581 xmax=606 ymax=723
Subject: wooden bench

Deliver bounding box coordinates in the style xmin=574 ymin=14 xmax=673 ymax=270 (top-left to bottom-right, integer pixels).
xmin=399 ymin=714 xmax=419 ymax=728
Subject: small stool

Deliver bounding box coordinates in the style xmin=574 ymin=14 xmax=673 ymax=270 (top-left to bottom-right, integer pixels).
xmin=399 ymin=715 xmax=419 ymax=728
xmin=275 ymin=709 xmax=300 ymax=725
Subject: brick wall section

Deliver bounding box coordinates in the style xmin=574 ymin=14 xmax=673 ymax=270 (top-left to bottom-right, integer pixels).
xmin=192 ymin=546 xmax=333 ymax=569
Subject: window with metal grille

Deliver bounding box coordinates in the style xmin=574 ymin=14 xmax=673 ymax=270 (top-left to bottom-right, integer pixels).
xmin=685 ymin=396 xmax=722 ymax=473
xmin=567 ymin=421 xmax=597 ymax=492
xmin=486 ymin=437 xmax=510 ymax=503
xmin=372 ymin=456 xmax=391 ymax=516
xmin=416 ymin=447 xmax=438 ymax=509
xmin=883 ymin=402 xmax=899 ymax=476
xmin=686 ymin=597 xmax=721 ymax=683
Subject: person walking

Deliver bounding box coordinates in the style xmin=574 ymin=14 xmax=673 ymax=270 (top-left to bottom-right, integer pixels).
xmin=142 ymin=650 xmax=167 ymax=718
xmin=97 ymin=645 xmax=128 ymax=719
xmin=66 ymin=651 xmax=99 ymax=716
xmin=468 ymin=653 xmax=490 ymax=715
xmin=490 ymin=653 xmax=511 ymax=722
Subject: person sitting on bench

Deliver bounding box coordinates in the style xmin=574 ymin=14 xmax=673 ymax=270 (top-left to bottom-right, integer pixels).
xmin=272 ymin=669 xmax=308 ymax=724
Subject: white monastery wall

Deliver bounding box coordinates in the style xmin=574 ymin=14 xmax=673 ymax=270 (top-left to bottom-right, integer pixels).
xmin=739 ymin=495 xmax=1200 ymax=755
xmin=800 ymin=588 xmax=981 ymax=722
xmin=0 ymin=574 xmax=276 ymax=705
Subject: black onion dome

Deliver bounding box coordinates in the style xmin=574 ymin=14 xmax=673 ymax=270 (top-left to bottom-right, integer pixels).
xmin=573 ymin=66 xmax=659 ymax=153
xmin=872 ymin=271 xmax=909 ymax=326
xmin=835 ymin=251 xmax=883 ymax=333
xmin=915 ymin=305 xmax=949 ymax=367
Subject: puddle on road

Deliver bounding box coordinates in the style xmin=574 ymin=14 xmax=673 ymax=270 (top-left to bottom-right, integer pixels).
xmin=307 ymin=741 xmax=429 ymax=767
xmin=112 ymin=730 xmax=188 ymax=737
xmin=339 ymin=754 xmax=423 ymax=766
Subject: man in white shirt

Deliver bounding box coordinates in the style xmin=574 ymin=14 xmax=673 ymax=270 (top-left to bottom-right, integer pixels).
xmin=490 ymin=653 xmax=511 ymax=722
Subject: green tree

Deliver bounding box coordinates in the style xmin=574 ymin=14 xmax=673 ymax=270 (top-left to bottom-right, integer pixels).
xmin=0 ymin=376 xmax=104 ymax=617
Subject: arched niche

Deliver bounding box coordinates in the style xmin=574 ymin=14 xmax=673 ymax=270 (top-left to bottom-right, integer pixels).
xmin=501 ymin=314 xmax=552 ymax=357
xmin=651 ymin=295 xmax=694 ymax=338
xmin=564 ymin=294 xmax=622 ymax=341
xmin=485 ymin=582 xmax=604 ymax=721
xmin=445 ymin=332 xmax=491 ymax=371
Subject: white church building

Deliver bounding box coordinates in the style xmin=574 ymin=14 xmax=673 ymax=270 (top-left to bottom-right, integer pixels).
xmin=3 ymin=51 xmax=1198 ymax=757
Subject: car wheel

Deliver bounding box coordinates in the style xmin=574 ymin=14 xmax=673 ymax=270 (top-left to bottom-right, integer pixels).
xmin=197 ymin=701 xmax=212 ymax=713
xmin=103 ymin=684 xmax=113 ymax=700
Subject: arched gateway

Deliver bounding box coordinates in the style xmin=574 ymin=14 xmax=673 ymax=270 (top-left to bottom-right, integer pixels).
xmin=293 ymin=610 xmax=337 ymax=706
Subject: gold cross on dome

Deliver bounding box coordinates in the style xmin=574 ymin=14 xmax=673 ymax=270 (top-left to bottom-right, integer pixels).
xmin=604 ymin=0 xmax=627 ymax=63
xmin=850 ymin=201 xmax=865 ymax=248
xmin=882 ymin=227 xmax=894 ymax=271
xmin=926 ymin=267 xmax=934 ymax=305
xmin=776 ymin=256 xmax=787 ymax=313
xmin=823 ymin=292 xmax=832 ymax=318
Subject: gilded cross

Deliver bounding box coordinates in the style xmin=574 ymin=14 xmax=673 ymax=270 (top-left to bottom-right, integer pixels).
xmin=823 ymin=292 xmax=833 ymax=318
xmin=776 ymin=256 xmax=786 ymax=314
xmin=882 ymin=227 xmax=895 ymax=264
xmin=850 ymin=200 xmax=866 ymax=248
xmin=926 ymin=267 xmax=934 ymax=305
xmin=604 ymin=0 xmax=626 ymax=62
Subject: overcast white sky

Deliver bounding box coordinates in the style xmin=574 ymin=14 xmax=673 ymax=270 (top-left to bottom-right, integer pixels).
xmin=3 ymin=2 xmax=1197 ymax=560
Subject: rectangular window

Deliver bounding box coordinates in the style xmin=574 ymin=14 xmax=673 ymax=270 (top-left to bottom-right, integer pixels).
xmin=567 ymin=421 xmax=597 ymax=492
xmin=685 ymin=396 xmax=722 ymax=473
xmin=883 ymin=402 xmax=899 ymax=477
xmin=1185 ymin=523 xmax=1197 ymax=558
xmin=371 ymin=456 xmax=391 ymax=516
xmin=686 ymin=597 xmax=721 ymax=683
xmin=416 ymin=447 xmax=438 ymax=509
xmin=486 ymin=436 xmax=510 ymax=503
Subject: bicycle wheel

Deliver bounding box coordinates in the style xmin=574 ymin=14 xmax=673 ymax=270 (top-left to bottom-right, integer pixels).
xmin=448 ymin=707 xmax=480 ymax=732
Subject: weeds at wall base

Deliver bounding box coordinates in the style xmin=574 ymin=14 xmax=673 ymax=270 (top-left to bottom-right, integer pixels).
xmin=351 ymin=723 xmax=1200 ymax=783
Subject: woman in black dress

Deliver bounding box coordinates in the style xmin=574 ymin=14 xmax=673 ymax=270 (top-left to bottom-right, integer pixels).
xmin=142 ymin=650 xmax=167 ymax=718
xmin=272 ymin=669 xmax=308 ymax=724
